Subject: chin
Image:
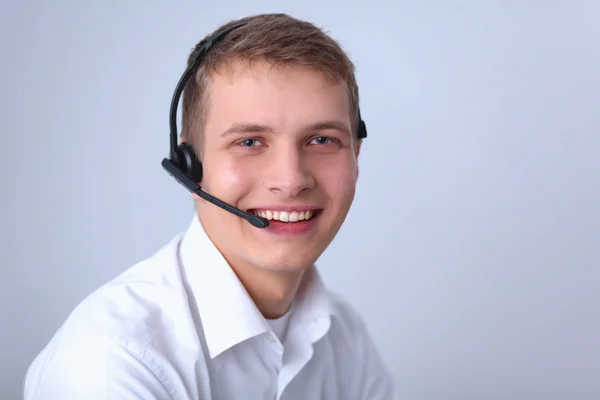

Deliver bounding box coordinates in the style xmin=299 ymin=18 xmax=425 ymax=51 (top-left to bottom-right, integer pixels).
xmin=250 ymin=252 xmax=318 ymax=274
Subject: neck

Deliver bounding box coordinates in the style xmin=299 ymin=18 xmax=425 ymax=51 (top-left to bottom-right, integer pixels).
xmin=197 ymin=211 xmax=309 ymax=319
xmin=232 ymin=265 xmax=306 ymax=319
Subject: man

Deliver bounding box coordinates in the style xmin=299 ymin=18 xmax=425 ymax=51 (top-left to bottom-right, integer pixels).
xmin=24 ymin=13 xmax=396 ymax=399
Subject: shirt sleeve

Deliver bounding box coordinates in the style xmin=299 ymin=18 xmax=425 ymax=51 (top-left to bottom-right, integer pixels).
xmin=24 ymin=335 xmax=174 ymax=400
xmin=346 ymin=311 xmax=398 ymax=400
xmin=357 ymin=326 xmax=399 ymax=400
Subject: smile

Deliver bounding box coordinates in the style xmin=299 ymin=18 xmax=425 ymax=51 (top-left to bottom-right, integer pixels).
xmin=251 ymin=209 xmax=319 ymax=222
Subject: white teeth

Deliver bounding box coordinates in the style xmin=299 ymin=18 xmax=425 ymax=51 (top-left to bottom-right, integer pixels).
xmin=253 ymin=209 xmax=316 ymax=222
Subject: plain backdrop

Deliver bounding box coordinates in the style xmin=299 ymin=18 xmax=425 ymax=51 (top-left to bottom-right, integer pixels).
xmin=1 ymin=1 xmax=599 ymax=399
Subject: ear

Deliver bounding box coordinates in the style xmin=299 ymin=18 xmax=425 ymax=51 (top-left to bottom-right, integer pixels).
xmin=355 ymin=139 xmax=362 ymax=157
xmin=355 ymin=139 xmax=362 ymax=178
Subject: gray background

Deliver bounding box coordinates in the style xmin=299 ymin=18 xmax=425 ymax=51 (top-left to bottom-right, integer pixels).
xmin=1 ymin=1 xmax=599 ymax=399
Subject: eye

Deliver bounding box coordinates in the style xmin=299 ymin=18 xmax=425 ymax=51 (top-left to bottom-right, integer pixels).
xmin=311 ymin=136 xmax=334 ymax=145
xmin=239 ymin=138 xmax=263 ymax=147
xmin=309 ymin=136 xmax=345 ymax=148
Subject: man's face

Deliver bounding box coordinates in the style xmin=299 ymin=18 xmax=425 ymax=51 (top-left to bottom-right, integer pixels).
xmin=195 ymin=59 xmax=360 ymax=274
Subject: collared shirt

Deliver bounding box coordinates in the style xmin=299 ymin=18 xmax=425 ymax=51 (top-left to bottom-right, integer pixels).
xmin=24 ymin=215 xmax=397 ymax=399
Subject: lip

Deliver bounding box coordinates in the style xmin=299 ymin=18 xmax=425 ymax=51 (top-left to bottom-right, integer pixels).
xmin=258 ymin=210 xmax=323 ymax=236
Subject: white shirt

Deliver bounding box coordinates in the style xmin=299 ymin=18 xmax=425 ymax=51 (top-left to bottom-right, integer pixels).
xmin=266 ymin=311 xmax=292 ymax=344
xmin=24 ymin=215 xmax=397 ymax=399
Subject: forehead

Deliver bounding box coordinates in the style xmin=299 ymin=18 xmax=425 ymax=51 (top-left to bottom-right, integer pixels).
xmin=203 ymin=60 xmax=351 ymax=135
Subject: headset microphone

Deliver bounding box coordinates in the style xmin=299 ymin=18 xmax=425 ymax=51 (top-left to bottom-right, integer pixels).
xmin=161 ymin=21 xmax=268 ymax=228
xmin=161 ymin=158 xmax=268 ymax=228
xmin=162 ymin=20 xmax=367 ymax=229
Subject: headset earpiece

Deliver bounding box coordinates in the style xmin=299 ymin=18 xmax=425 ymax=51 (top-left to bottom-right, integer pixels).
xmin=173 ymin=142 xmax=203 ymax=183
xmin=356 ymin=107 xmax=367 ymax=140
xmin=357 ymin=119 xmax=367 ymax=140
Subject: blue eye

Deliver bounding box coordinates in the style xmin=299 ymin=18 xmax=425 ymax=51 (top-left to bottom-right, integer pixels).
xmin=312 ymin=136 xmax=332 ymax=145
xmin=240 ymin=139 xmax=261 ymax=147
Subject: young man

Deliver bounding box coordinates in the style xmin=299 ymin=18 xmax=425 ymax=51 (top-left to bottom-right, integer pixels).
xmin=24 ymin=13 xmax=396 ymax=399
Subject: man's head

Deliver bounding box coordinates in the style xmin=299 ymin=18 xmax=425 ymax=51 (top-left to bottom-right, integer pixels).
xmin=182 ymin=13 xmax=363 ymax=275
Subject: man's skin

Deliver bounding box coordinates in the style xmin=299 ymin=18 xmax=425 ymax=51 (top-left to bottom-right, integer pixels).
xmin=191 ymin=59 xmax=362 ymax=319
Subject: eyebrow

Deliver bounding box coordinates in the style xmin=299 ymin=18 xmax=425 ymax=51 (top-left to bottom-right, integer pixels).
xmin=220 ymin=123 xmax=275 ymax=137
xmin=219 ymin=120 xmax=351 ymax=138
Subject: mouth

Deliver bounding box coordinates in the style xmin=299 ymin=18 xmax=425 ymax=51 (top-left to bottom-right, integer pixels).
xmin=249 ymin=209 xmax=322 ymax=223
xmin=247 ymin=208 xmax=323 ymax=236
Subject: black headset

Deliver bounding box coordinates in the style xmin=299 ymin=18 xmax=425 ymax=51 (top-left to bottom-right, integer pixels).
xmin=161 ymin=21 xmax=367 ymax=228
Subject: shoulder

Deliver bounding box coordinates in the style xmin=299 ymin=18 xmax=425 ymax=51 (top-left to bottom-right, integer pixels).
xmin=326 ymin=290 xmax=370 ymax=341
xmin=324 ymin=290 xmax=398 ymax=399
xmin=24 ymin=235 xmax=199 ymax=399
xmin=24 ymin=333 xmax=176 ymax=399
xmin=57 ymin=235 xmax=188 ymax=344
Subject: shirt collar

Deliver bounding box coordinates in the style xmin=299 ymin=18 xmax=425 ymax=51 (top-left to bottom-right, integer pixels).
xmin=287 ymin=266 xmax=332 ymax=343
xmin=178 ymin=214 xmax=332 ymax=358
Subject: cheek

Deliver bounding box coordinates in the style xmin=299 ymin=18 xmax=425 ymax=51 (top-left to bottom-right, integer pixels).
xmin=202 ymin=156 xmax=253 ymax=198
xmin=318 ymin=158 xmax=358 ymax=206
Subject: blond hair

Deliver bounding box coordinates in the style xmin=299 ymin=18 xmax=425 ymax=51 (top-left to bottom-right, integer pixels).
xmin=180 ymin=13 xmax=360 ymax=155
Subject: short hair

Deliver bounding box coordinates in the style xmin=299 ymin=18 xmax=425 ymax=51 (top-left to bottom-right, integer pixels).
xmin=180 ymin=13 xmax=360 ymax=156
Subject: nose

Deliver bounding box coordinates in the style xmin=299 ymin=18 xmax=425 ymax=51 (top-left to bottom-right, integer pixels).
xmin=263 ymin=145 xmax=314 ymax=197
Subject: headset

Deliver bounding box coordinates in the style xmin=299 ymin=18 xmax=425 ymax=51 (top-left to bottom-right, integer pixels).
xmin=161 ymin=21 xmax=367 ymax=229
